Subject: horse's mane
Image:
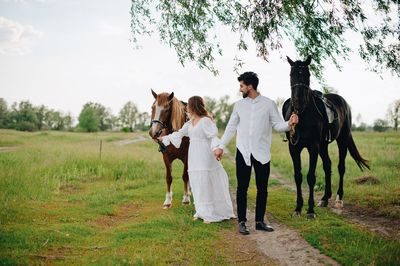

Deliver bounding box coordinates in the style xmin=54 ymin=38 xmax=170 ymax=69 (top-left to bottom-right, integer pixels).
xmin=170 ymin=97 xmax=186 ymax=131
xmin=157 ymin=93 xmax=186 ymax=131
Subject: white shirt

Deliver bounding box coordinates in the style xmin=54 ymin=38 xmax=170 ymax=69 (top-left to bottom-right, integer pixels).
xmin=219 ymin=94 xmax=290 ymax=166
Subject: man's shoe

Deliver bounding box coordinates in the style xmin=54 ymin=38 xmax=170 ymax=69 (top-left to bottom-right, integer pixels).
xmin=239 ymin=222 xmax=250 ymax=235
xmin=255 ymin=222 xmax=274 ymax=232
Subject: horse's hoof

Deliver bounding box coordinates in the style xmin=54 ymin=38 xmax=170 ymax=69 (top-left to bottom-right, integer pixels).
xmin=334 ymin=200 xmax=344 ymax=209
xmin=163 ymin=204 xmax=172 ymax=209
xmin=318 ymin=200 xmax=329 ymax=207
xmin=292 ymin=211 xmax=301 ymax=217
xmin=307 ymin=213 xmax=317 ymax=219
xmin=182 ymin=195 xmax=191 ymax=205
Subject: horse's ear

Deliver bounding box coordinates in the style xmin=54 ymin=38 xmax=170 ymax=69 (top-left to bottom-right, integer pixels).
xmin=287 ymin=56 xmax=294 ymax=66
xmin=151 ymin=89 xmax=157 ymax=99
xmin=305 ymin=55 xmax=312 ymax=65
xmin=168 ymin=92 xmax=174 ymax=101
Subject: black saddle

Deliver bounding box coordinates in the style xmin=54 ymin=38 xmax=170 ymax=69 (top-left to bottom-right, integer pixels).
xmin=283 ymin=90 xmax=339 ymax=143
xmin=312 ymin=90 xmax=339 ymax=142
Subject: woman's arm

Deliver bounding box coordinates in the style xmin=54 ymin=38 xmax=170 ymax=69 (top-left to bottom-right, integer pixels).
xmin=159 ymin=121 xmax=190 ymax=148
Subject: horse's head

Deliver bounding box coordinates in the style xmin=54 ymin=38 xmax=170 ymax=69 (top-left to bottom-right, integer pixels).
xmin=149 ymin=89 xmax=174 ymax=139
xmin=287 ymin=55 xmax=312 ymax=114
xmin=149 ymin=89 xmax=186 ymax=140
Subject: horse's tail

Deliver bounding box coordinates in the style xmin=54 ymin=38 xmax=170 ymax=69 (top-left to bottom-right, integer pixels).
xmin=347 ymin=133 xmax=370 ymax=171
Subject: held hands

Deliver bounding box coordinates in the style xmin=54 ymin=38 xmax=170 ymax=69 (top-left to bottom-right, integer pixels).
xmin=288 ymin=113 xmax=299 ymax=127
xmin=157 ymin=136 xmax=165 ymax=142
xmin=214 ymin=148 xmax=224 ymax=161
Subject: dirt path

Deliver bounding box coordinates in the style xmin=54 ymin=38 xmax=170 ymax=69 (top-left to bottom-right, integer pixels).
xmin=229 ymin=188 xmax=339 ymax=266
xmin=113 ymin=135 xmax=149 ymax=146
xmin=0 ymin=146 xmax=18 ymax=153
xmin=269 ymin=174 xmax=400 ymax=240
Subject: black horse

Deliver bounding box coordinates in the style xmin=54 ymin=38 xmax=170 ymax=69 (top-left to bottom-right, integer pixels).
xmin=282 ymin=56 xmax=370 ymax=219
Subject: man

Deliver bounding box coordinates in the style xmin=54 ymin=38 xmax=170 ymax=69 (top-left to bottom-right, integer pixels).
xmin=214 ymin=72 xmax=298 ymax=235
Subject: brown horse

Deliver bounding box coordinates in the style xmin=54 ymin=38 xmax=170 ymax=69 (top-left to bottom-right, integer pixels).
xmin=149 ymin=89 xmax=190 ymax=209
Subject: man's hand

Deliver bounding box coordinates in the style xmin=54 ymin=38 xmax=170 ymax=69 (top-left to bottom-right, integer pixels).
xmin=157 ymin=136 xmax=165 ymax=142
xmin=288 ymin=113 xmax=299 ymax=126
xmin=214 ymin=148 xmax=224 ymax=161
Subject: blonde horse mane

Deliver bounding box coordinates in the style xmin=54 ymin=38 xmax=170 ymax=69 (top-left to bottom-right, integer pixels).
xmin=157 ymin=93 xmax=186 ymax=131
xmin=170 ymin=97 xmax=186 ymax=131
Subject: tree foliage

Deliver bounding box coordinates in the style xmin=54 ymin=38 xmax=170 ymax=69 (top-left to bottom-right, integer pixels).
xmin=10 ymin=101 xmax=39 ymax=131
xmin=79 ymin=102 xmax=113 ymax=131
xmin=387 ymin=99 xmax=400 ymax=131
xmin=78 ymin=104 xmax=100 ymax=132
xmin=119 ymin=101 xmax=139 ymax=131
xmin=204 ymin=95 xmax=234 ymax=129
xmin=130 ymin=0 xmax=399 ymax=79
xmin=0 ymin=98 xmax=10 ymax=128
xmin=373 ymin=118 xmax=389 ymax=132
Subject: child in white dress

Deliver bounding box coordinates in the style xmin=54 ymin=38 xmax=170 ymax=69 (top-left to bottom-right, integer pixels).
xmin=158 ymin=96 xmax=236 ymax=223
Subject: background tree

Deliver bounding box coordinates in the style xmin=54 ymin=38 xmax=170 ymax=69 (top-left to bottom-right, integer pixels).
xmin=119 ymin=101 xmax=139 ymax=132
xmin=214 ymin=95 xmax=234 ymax=129
xmin=135 ymin=112 xmax=151 ymax=131
xmin=34 ymin=105 xmax=47 ymax=130
xmin=10 ymin=101 xmax=39 ymax=131
xmin=352 ymin=113 xmax=368 ymax=131
xmin=80 ymin=102 xmax=113 ymax=131
xmin=0 ymin=98 xmax=10 ymax=129
xmin=49 ymin=111 xmax=65 ymax=131
xmin=78 ymin=104 xmax=100 ymax=132
xmin=63 ymin=113 xmax=74 ymax=131
xmin=373 ymin=118 xmax=389 ymax=132
xmin=387 ymin=99 xmax=400 ymax=131
xmin=204 ymin=96 xmax=218 ymax=118
xmin=131 ymin=1 xmax=399 ymax=79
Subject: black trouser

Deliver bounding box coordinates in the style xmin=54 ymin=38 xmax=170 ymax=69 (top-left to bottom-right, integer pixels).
xmin=236 ymin=149 xmax=270 ymax=223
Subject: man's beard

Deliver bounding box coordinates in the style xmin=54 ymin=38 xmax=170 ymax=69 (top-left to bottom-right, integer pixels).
xmin=242 ymin=91 xmax=249 ymax=98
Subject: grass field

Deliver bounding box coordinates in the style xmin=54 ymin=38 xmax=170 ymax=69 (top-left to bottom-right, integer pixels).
xmin=0 ymin=129 xmax=399 ymax=265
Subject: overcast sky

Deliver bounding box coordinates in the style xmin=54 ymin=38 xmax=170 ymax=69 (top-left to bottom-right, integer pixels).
xmin=0 ymin=0 xmax=399 ymax=125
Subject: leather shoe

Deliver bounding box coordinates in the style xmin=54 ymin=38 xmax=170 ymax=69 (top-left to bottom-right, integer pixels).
xmin=255 ymin=222 xmax=274 ymax=232
xmin=239 ymin=222 xmax=250 ymax=235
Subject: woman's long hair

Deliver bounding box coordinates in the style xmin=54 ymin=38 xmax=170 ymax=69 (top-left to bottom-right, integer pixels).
xmin=188 ymin=96 xmax=213 ymax=120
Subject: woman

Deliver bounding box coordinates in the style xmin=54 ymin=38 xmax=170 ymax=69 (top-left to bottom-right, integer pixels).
xmin=158 ymin=96 xmax=236 ymax=223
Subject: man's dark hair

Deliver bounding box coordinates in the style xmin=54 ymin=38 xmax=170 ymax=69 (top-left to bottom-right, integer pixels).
xmin=237 ymin=72 xmax=259 ymax=90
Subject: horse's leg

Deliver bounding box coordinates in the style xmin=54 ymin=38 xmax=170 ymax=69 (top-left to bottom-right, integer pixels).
xmin=318 ymin=143 xmax=332 ymax=207
xmin=306 ymin=143 xmax=319 ymax=219
xmin=289 ymin=145 xmax=303 ymax=216
xmin=335 ymin=137 xmax=348 ymax=208
xmin=181 ymin=157 xmax=190 ymax=204
xmin=163 ymin=157 xmax=173 ymax=209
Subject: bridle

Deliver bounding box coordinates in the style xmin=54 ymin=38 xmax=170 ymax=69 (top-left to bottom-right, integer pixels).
xmin=150 ymin=119 xmax=168 ymax=138
xmin=150 ymin=103 xmax=172 ymax=152
xmin=290 ymin=83 xmax=311 ymax=115
xmin=289 ymin=67 xmax=311 ymax=145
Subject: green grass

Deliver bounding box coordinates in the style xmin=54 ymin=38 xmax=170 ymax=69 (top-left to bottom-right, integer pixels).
xmin=265 ymin=186 xmax=400 ymax=266
xmin=0 ymin=129 xmax=399 ymax=265
xmin=0 ymin=130 xmax=239 ymax=265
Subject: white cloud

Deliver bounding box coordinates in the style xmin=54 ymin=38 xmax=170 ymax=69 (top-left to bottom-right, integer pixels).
xmin=0 ymin=17 xmax=43 ymax=55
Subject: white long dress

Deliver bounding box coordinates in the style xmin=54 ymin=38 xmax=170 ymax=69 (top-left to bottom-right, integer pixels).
xmin=162 ymin=116 xmax=236 ymax=222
